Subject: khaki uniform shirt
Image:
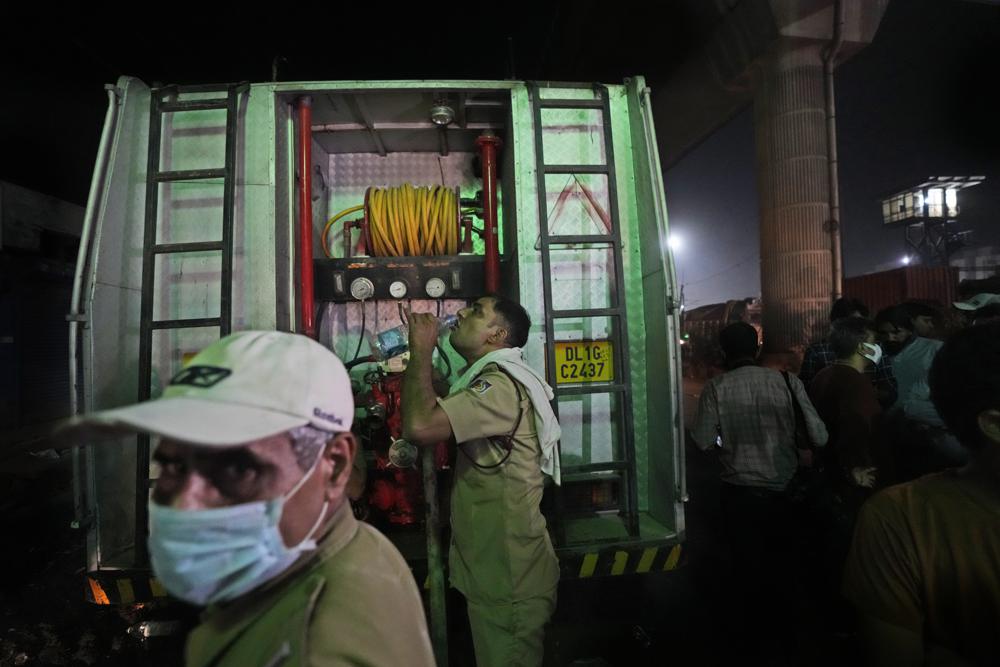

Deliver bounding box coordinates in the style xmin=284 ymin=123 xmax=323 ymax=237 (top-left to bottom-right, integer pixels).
xmin=843 ymin=470 xmax=1000 ymax=665
xmin=186 ymin=501 xmax=435 ymax=667
xmin=438 ymin=363 xmax=560 ymax=606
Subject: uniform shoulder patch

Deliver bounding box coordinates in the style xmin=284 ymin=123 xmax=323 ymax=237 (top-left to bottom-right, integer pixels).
xmin=469 ymin=379 xmax=493 ymax=395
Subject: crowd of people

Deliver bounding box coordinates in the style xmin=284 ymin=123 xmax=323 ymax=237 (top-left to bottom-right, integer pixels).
xmin=692 ymin=291 xmax=1000 ymax=665
xmin=53 ymin=284 xmax=1000 ymax=665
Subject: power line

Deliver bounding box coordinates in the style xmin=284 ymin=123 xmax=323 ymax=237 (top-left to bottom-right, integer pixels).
xmin=682 ymin=251 xmax=758 ymax=286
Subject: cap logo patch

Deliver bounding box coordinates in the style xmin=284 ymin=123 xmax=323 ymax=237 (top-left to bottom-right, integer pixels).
xmin=313 ymin=407 xmax=344 ymax=426
xmin=170 ymin=366 xmax=232 ymax=388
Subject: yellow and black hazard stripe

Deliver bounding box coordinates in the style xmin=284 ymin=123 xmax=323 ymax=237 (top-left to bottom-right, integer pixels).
xmin=559 ymin=543 xmax=683 ymax=579
xmin=85 ymin=573 xmax=169 ymax=605
xmin=415 ymin=544 xmax=683 ymax=590
xmin=86 ymin=543 xmax=685 ymax=604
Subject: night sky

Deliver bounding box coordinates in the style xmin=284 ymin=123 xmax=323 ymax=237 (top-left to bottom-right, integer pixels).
xmin=667 ymin=0 xmax=1000 ymax=308
xmin=0 ymin=2 xmax=700 ymax=204
xmin=3 ymin=1 xmax=998 ymax=310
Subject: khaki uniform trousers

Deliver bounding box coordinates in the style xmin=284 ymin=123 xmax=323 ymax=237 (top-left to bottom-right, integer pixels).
xmin=466 ymin=590 xmax=556 ymax=667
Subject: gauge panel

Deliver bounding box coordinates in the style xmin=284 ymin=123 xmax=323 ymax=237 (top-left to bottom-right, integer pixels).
xmin=313 ymin=255 xmax=497 ymax=302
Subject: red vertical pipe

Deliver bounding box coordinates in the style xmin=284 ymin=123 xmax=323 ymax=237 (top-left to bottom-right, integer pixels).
xmin=476 ymin=133 xmax=502 ymax=292
xmin=297 ymin=97 xmax=316 ymax=337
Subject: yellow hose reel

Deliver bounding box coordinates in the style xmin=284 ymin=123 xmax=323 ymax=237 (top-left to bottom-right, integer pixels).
xmin=322 ymin=184 xmax=461 ymax=258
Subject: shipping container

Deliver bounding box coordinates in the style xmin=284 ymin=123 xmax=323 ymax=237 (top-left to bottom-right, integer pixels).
xmin=843 ymin=266 xmax=959 ymax=314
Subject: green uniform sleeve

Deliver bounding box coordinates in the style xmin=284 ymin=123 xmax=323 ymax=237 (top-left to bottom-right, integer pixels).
xmin=306 ymin=527 xmax=435 ymax=666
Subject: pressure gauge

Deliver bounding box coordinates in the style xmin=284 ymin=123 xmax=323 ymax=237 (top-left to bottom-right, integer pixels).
xmin=425 ymin=277 xmax=447 ymax=298
xmin=388 ymin=439 xmax=418 ymax=468
xmin=388 ymin=280 xmax=408 ymax=299
xmin=349 ymin=277 xmax=375 ymax=301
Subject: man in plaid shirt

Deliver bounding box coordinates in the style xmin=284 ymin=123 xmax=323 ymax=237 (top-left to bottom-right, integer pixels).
xmin=692 ymin=322 xmax=828 ymax=662
xmin=799 ymin=298 xmax=896 ymax=405
xmin=693 ymin=322 xmax=829 ymax=490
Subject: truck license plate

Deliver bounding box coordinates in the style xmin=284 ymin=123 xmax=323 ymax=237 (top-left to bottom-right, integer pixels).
xmin=554 ymin=340 xmax=614 ymax=384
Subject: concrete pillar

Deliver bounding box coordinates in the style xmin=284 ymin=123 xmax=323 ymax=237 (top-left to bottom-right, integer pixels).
xmin=754 ymin=42 xmax=832 ymax=353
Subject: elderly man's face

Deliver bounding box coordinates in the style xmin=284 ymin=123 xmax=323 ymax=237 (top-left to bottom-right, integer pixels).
xmin=153 ymin=433 xmax=354 ymax=546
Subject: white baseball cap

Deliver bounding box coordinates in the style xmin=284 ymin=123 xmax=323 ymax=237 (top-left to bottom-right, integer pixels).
xmin=953 ymin=293 xmax=1000 ymax=311
xmin=64 ymin=331 xmax=353 ymax=446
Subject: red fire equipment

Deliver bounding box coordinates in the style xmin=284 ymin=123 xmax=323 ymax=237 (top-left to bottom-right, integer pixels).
xmin=361 ymin=372 xmax=450 ymax=526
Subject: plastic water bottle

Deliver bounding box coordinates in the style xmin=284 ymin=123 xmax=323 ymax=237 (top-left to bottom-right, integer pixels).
xmin=369 ymin=314 xmax=458 ymax=360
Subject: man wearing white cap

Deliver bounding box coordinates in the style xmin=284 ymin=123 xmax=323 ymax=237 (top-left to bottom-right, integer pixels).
xmin=953 ymin=292 xmax=1000 ymax=326
xmin=401 ymin=295 xmax=561 ymax=667
xmin=65 ymin=331 xmax=435 ymax=667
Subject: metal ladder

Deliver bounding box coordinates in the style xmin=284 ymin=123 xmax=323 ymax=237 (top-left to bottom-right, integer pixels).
xmin=530 ymin=83 xmax=640 ymax=538
xmin=134 ymin=82 xmax=245 ymax=565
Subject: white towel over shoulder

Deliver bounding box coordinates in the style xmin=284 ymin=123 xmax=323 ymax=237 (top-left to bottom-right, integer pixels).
xmin=449 ymin=348 xmax=562 ymax=485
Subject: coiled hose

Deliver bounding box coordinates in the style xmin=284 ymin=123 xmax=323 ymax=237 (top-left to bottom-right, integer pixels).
xmin=322 ymin=184 xmax=459 ymax=258
xmin=368 ymin=184 xmax=458 ymax=256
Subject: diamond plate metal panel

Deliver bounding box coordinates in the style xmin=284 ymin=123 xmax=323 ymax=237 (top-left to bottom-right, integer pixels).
xmin=511 ymin=85 xmax=549 ymax=373
xmin=235 ymin=183 xmax=279 ymax=331
xmin=151 ymin=252 xmax=221 ymax=322
xmin=328 ymin=152 xmax=474 ymax=190
xmin=540 ymin=108 xmax=606 ymax=166
xmin=549 ymin=246 xmax=614 ymax=312
xmin=318 ymin=299 xmax=466 ymax=380
xmin=538 ymin=87 xmax=599 ymax=101
xmin=543 ymin=173 xmax=610 ymax=237
xmin=552 ymin=316 xmax=612 ymax=343
xmin=557 ymin=393 xmax=619 ymax=466
xmin=160 ymin=108 xmax=228 ymax=173
xmin=626 ymin=77 xmax=684 ymax=531
xmin=155 ymin=180 xmax=224 ymax=245
xmin=543 ymin=170 xmax=615 ymax=314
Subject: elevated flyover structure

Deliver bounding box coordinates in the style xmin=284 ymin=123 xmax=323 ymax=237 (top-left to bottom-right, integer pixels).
xmin=654 ymin=0 xmax=889 ymax=352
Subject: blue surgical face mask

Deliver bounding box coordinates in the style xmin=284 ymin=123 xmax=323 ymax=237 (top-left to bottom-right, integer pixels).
xmin=148 ymin=451 xmax=328 ymax=606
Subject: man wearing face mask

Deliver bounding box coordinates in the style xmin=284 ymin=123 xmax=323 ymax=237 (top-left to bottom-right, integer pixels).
xmin=799 ymin=297 xmax=897 ymax=407
xmin=808 ymin=317 xmax=886 ymax=491
xmin=806 ymin=317 xmax=888 ymax=635
xmin=64 ymin=331 xmax=435 ymax=667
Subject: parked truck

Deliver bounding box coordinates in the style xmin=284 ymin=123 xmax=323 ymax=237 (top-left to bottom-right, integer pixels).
xmin=69 ymin=75 xmax=686 ymax=654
